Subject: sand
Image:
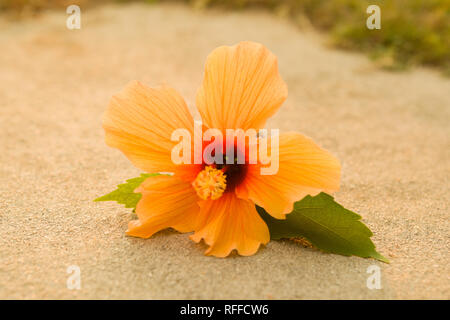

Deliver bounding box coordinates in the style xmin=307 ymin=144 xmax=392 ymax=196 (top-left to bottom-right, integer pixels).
xmin=0 ymin=3 xmax=449 ymax=299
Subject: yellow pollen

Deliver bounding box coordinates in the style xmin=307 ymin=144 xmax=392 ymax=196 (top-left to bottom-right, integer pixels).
xmin=192 ymin=166 xmax=227 ymax=200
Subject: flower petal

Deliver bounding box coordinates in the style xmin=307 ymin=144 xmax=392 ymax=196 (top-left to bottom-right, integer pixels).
xmin=236 ymin=132 xmax=341 ymax=219
xmin=196 ymin=41 xmax=287 ymax=132
xmin=127 ymin=175 xmax=201 ymax=238
xmin=103 ymin=81 xmax=194 ymax=173
xmin=190 ymin=192 xmax=270 ymax=257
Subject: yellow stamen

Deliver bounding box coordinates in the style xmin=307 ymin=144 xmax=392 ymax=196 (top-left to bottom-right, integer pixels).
xmin=192 ymin=166 xmax=227 ymax=200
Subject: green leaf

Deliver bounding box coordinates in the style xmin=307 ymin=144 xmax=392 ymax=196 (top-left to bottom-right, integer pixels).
xmin=256 ymin=192 xmax=388 ymax=263
xmin=94 ymin=173 xmax=159 ymax=210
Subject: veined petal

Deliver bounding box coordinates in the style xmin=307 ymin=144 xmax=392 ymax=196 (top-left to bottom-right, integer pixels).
xmin=127 ymin=175 xmax=201 ymax=238
xmin=103 ymin=81 xmax=194 ymax=173
xmin=196 ymin=41 xmax=288 ymax=132
xmin=236 ymin=132 xmax=341 ymax=219
xmin=190 ymin=192 xmax=270 ymax=257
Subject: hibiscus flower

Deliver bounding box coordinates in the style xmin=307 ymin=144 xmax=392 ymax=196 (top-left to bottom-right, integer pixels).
xmin=102 ymin=41 xmax=340 ymax=257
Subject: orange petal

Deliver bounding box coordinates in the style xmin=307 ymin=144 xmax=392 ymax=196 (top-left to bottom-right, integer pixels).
xmin=127 ymin=175 xmax=200 ymax=238
xmin=236 ymin=132 xmax=341 ymax=219
xmin=190 ymin=192 xmax=270 ymax=257
xmin=103 ymin=81 xmax=194 ymax=173
xmin=196 ymin=41 xmax=287 ymax=132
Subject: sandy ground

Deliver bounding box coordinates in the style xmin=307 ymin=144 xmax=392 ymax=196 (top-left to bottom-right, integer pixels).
xmin=0 ymin=3 xmax=449 ymax=299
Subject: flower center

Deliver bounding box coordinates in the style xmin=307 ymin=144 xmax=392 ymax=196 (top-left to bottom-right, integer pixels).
xmin=192 ymin=166 xmax=227 ymax=200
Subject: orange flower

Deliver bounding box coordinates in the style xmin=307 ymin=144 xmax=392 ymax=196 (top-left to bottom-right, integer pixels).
xmin=103 ymin=41 xmax=341 ymax=257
